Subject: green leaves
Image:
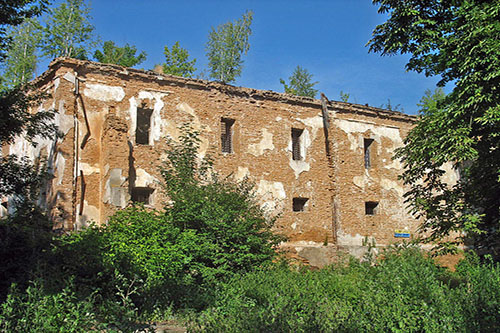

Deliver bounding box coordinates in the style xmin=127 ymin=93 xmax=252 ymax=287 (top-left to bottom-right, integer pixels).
xmin=162 ymin=41 xmax=196 ymax=78
xmin=159 ymin=125 xmax=284 ymax=283
xmin=41 ymin=0 xmax=97 ymax=59
xmin=197 ymin=247 xmax=500 ymax=332
xmin=94 ymin=41 xmax=146 ymax=68
xmin=280 ymin=65 xmax=318 ymax=98
xmin=0 ymin=18 xmax=41 ymax=89
xmin=371 ymin=0 xmax=500 ymax=258
xmin=206 ymin=11 xmax=253 ymax=83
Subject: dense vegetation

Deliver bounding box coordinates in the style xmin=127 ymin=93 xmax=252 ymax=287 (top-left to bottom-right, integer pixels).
xmin=2 ymin=0 xmax=500 ymax=331
xmin=195 ymin=247 xmax=500 ymax=332
xmin=0 ymin=127 xmax=283 ymax=330
xmin=2 ymin=129 xmax=500 ymax=331
xmin=369 ymin=0 xmax=500 ymax=258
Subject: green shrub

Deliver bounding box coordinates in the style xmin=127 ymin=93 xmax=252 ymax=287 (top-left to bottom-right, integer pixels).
xmin=0 ymin=203 xmax=53 ymax=300
xmin=160 ymin=125 xmax=284 ymax=283
xmin=455 ymin=253 xmax=500 ymax=332
xmin=0 ymin=280 xmax=100 ymax=332
xmin=49 ymin=126 xmax=284 ymax=314
xmin=195 ymin=246 xmax=469 ymax=332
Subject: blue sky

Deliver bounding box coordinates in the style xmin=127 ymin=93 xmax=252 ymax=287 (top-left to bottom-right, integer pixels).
xmin=42 ymin=0 xmax=451 ymax=115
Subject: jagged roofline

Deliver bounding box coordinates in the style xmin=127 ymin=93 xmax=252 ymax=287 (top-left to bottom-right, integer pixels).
xmin=33 ymin=57 xmax=416 ymax=123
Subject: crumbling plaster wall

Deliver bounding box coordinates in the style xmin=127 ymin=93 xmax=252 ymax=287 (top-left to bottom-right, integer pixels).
xmin=332 ymin=112 xmax=416 ymax=255
xmin=28 ymin=58 xmax=430 ymax=265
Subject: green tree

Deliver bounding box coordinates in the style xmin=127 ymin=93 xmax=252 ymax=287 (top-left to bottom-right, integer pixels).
xmin=280 ymin=65 xmax=318 ymax=98
xmin=0 ymin=18 xmax=42 ymax=89
xmin=0 ymin=0 xmax=48 ymax=60
xmin=41 ymin=0 xmax=97 ymax=59
xmin=162 ymin=41 xmax=196 ymax=77
xmin=160 ymin=126 xmax=284 ymax=282
xmin=93 ymin=40 xmax=146 ymax=67
xmin=206 ymin=11 xmax=253 ymax=83
xmin=58 ymin=126 xmax=284 ymax=310
xmin=0 ymin=0 xmax=57 ymax=199
xmin=368 ymin=1 xmax=500 ymax=257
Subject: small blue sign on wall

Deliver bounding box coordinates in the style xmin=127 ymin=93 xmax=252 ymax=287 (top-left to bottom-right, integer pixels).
xmin=394 ymin=230 xmax=411 ymax=238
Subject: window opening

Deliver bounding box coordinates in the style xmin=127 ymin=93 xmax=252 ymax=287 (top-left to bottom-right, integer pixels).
xmin=131 ymin=187 xmax=154 ymax=205
xmin=136 ymin=108 xmax=153 ymax=145
xmin=365 ymin=201 xmax=378 ymax=215
xmin=221 ymin=118 xmax=235 ymax=153
xmin=292 ymin=128 xmax=303 ymax=161
xmin=293 ymin=197 xmax=308 ymax=212
xmin=364 ymin=138 xmax=374 ymax=168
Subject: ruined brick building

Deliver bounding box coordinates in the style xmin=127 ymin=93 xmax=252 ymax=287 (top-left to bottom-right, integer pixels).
xmin=8 ymin=58 xmax=456 ymax=266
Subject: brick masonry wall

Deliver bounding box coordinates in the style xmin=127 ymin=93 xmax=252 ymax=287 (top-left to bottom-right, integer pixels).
xmin=22 ymin=58 xmax=454 ymax=266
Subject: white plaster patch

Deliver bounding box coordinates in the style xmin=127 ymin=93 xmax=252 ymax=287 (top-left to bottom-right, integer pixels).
xmin=380 ymin=178 xmax=404 ymax=197
xmin=335 ymin=118 xmax=403 ymax=151
xmin=287 ymin=128 xmax=312 ymax=179
xmin=174 ymin=102 xmax=209 ymax=158
xmin=289 ymin=160 xmax=310 ymax=179
xmin=57 ymin=101 xmax=74 ymax=135
xmin=63 ymin=71 xmax=76 ymax=84
xmin=53 ymin=78 xmax=60 ymax=92
xmin=103 ymin=168 xmax=128 ymax=208
xmin=83 ymin=83 xmax=125 ymax=102
xmin=248 ymin=128 xmax=274 ymax=156
xmin=256 ymin=180 xmax=286 ymax=199
xmin=337 ymin=231 xmax=376 ymax=247
xmin=76 ymin=201 xmax=100 ymax=229
xmin=256 ymin=180 xmax=286 ymax=213
xmin=384 ymin=158 xmax=403 ymax=170
xmin=441 ymin=162 xmax=459 ymax=186
xmin=80 ymin=162 xmax=100 ymax=175
xmin=55 ymin=152 xmax=65 ymax=185
xmin=129 ymin=91 xmax=168 ymax=146
xmin=292 ymin=240 xmax=324 ymax=249
xmin=235 ymin=166 xmax=249 ymax=181
xmin=135 ymin=168 xmax=156 ymax=187
xmin=299 ymin=114 xmax=323 ymax=141
xmin=353 ymin=175 xmax=366 ymax=190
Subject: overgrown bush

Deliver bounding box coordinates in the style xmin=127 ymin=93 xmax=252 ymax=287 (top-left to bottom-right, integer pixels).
xmin=0 ymin=202 xmax=53 ymax=300
xmin=193 ymin=246 xmax=500 ymax=332
xmin=0 ymin=280 xmax=100 ymax=332
xmin=49 ymin=126 xmax=284 ymax=313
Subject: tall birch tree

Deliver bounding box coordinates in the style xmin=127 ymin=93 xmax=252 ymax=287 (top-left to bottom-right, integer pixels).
xmin=206 ymin=11 xmax=253 ymax=83
xmin=41 ymin=0 xmax=97 ymax=59
xmin=1 ymin=18 xmax=41 ymax=89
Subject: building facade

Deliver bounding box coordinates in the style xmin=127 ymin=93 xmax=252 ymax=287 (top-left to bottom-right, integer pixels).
xmin=9 ymin=58 xmax=444 ymax=266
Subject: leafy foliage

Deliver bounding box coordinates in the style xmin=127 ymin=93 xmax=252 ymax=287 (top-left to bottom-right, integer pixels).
xmin=0 ymin=0 xmax=48 ymax=60
xmin=160 ymin=127 xmax=284 ymax=282
xmin=49 ymin=126 xmax=283 ymax=313
xmin=380 ymin=98 xmax=404 ymax=112
xmin=206 ymin=11 xmax=253 ymax=83
xmin=0 ymin=84 xmax=57 ymax=197
xmin=369 ymin=0 xmax=500 ymax=257
xmin=93 ymin=40 xmax=146 ymax=68
xmin=0 ymin=281 xmax=101 ymax=332
xmin=280 ymin=65 xmax=318 ymax=98
xmin=41 ymin=0 xmax=97 ymax=59
xmin=0 ymin=1 xmax=58 ymax=200
xmin=339 ymin=90 xmax=350 ymax=102
xmin=195 ymin=246 xmax=500 ymax=332
xmin=162 ymin=41 xmax=196 ymax=77
xmin=0 ymin=18 xmax=42 ymax=89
